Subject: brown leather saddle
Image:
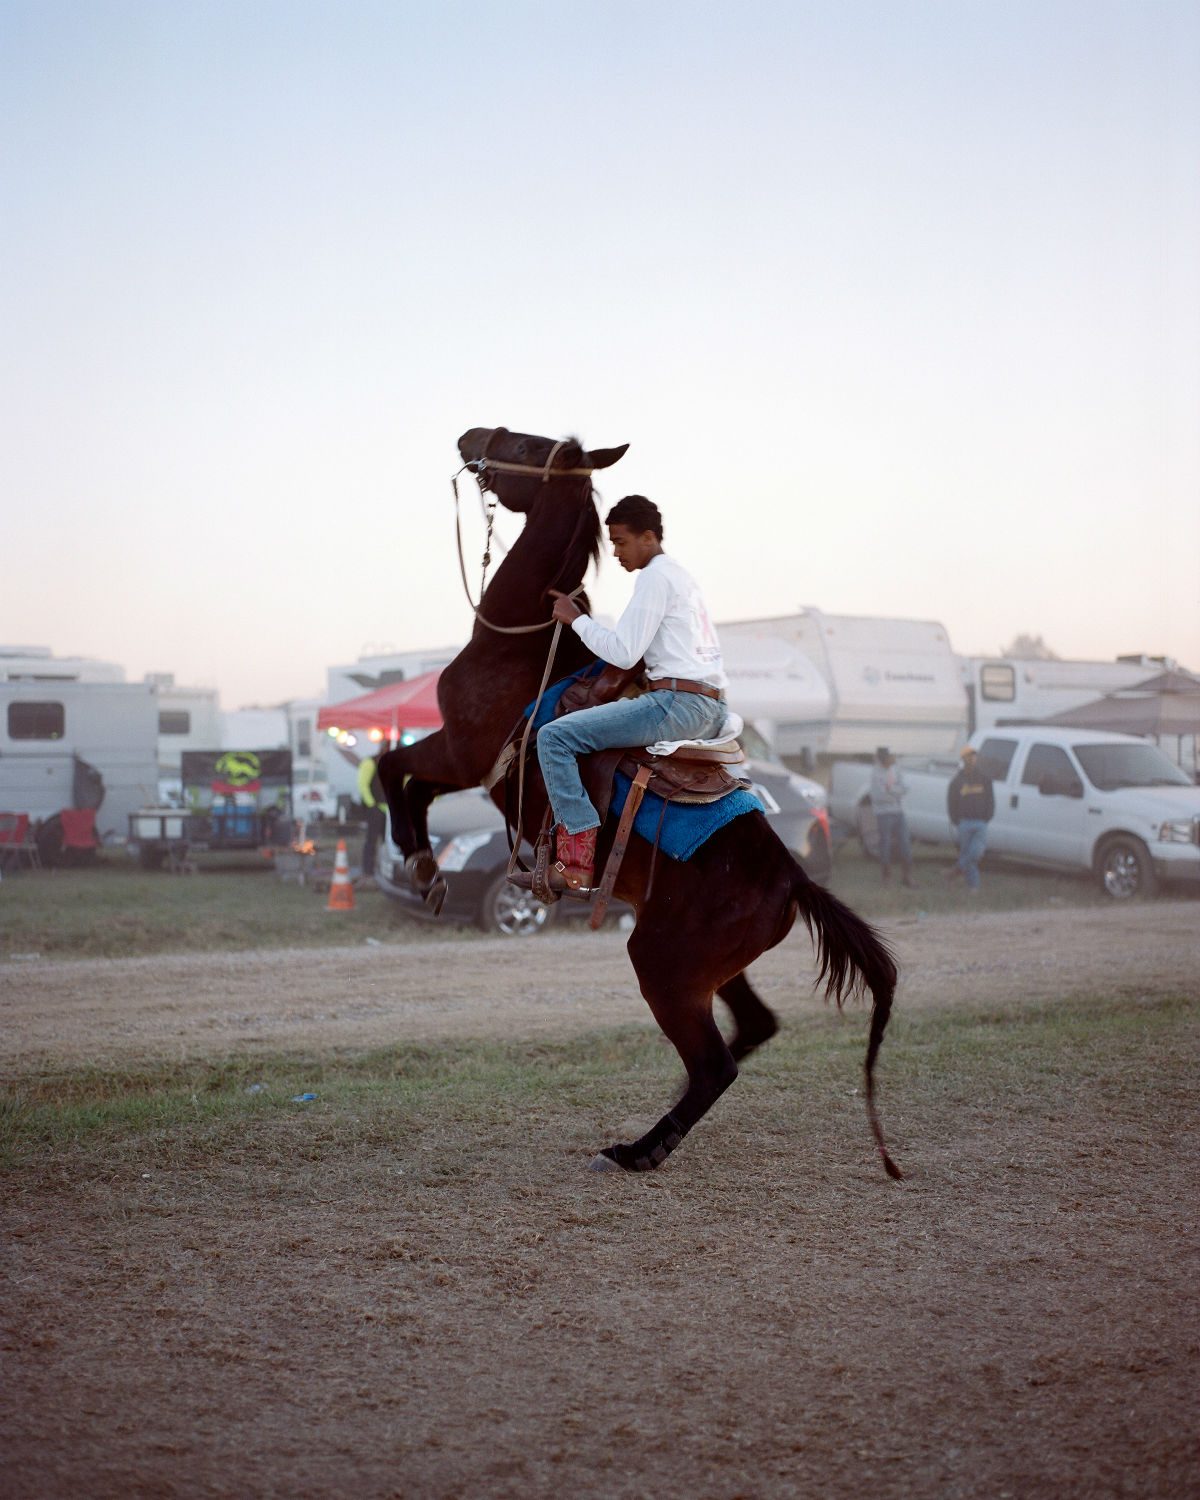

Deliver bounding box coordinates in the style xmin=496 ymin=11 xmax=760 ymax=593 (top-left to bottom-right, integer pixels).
xmin=502 ymin=662 xmax=751 ymax=927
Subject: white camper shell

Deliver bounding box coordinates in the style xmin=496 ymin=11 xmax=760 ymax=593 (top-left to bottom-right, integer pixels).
xmin=718 ymin=610 xmax=966 ymax=765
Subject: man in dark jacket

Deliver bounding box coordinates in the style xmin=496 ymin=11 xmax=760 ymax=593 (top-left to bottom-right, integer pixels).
xmin=946 ymin=746 xmax=994 ymax=893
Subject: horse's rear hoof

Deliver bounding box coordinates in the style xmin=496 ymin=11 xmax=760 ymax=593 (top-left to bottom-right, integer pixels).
xmin=424 ymin=877 xmax=447 ymax=916
xmin=588 ymin=1149 xmax=625 ymax=1173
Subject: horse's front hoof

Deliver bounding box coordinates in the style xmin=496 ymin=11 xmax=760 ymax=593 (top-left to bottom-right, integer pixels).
xmin=406 ymin=851 xmax=439 ymax=890
xmin=588 ymin=1149 xmax=626 ymax=1173
xmin=424 ymin=876 xmax=447 ymax=916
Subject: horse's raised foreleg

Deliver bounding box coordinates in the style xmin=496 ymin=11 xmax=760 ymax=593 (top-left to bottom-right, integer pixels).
xmin=591 ymin=983 xmax=738 ymax=1174
xmin=717 ymin=972 xmax=780 ymax=1062
xmin=376 ymin=740 xmax=462 ymax=915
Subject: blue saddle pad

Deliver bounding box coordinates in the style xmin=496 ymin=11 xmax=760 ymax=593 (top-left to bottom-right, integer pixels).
xmin=611 ymin=771 xmax=764 ymax=862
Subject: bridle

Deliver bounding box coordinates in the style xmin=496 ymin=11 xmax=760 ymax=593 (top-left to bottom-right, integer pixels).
xmin=468 ymin=428 xmax=596 ymax=489
xmin=451 ymin=428 xmax=596 ymax=636
xmin=450 ymin=428 xmax=601 ymax=851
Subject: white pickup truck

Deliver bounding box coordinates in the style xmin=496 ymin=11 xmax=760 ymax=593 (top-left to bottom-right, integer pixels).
xmin=829 ymin=726 xmax=1200 ymax=899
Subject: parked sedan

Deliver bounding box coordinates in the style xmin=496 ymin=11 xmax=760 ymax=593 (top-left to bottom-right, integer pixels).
xmin=376 ymin=753 xmax=831 ymax=936
xmin=375 ymin=787 xmax=598 ymax=936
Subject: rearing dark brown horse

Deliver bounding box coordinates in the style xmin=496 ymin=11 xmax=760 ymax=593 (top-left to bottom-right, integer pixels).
xmin=378 ymin=426 xmax=901 ymax=1178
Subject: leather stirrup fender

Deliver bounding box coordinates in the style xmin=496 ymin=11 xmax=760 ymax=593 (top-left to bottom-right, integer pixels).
xmin=590 ymin=764 xmax=652 ymax=931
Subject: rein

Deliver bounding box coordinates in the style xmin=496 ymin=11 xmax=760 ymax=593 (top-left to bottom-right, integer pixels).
xmin=450 ymin=434 xmax=596 ymax=636
xmin=451 ymin=468 xmax=589 ymax=634
xmin=504 ymin=622 xmax=567 ymax=879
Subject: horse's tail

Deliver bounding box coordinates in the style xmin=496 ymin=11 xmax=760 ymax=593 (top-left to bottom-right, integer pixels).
xmin=791 ymin=861 xmax=904 ymax=1181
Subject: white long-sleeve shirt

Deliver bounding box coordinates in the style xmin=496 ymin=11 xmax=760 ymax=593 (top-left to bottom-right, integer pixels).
xmin=571 ymin=553 xmax=727 ymax=689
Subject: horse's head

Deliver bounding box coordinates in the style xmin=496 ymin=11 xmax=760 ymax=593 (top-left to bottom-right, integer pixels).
xmin=457 ymin=427 xmax=629 ymax=516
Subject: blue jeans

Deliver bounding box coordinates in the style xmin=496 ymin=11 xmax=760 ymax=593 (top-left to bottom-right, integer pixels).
xmin=875 ymin=811 xmax=911 ymax=867
xmin=955 ymin=819 xmax=989 ymax=889
xmin=537 ymin=690 xmax=727 ymax=834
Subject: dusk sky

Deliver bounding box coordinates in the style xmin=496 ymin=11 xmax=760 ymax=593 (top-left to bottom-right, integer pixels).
xmin=4 ymin=1 xmax=1198 ymax=707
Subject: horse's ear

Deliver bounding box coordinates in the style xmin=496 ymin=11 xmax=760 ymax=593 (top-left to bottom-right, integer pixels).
xmin=583 ymin=443 xmax=629 ymax=471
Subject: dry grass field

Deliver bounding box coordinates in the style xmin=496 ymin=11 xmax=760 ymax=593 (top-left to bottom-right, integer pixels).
xmin=2 ymin=903 xmax=1198 ymax=1498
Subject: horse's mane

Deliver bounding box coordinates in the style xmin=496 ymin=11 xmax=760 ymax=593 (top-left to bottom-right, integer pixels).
xmin=548 ymin=439 xmax=603 ymax=590
xmin=581 ymin=480 xmax=604 ymax=573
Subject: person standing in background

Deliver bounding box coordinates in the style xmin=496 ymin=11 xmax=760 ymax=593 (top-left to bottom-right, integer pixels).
xmin=357 ymin=753 xmax=387 ymax=885
xmin=869 ymin=746 xmax=915 ymax=886
xmin=946 ymin=746 xmax=995 ymax=895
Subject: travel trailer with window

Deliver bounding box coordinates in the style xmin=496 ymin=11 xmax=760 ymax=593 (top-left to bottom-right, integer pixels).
xmin=717 ymin=610 xmax=967 ymax=769
xmin=146 ymin=672 xmax=222 ymax=785
xmin=961 ymin=656 xmax=1175 ymax=735
xmin=3 ymin=648 xmax=225 ymax=812
xmin=0 ymin=665 xmax=159 ymax=858
xmin=714 ymin=620 xmax=1184 ymax=777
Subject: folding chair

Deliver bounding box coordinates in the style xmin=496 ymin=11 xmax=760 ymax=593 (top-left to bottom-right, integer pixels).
xmin=0 ymin=813 xmax=43 ymax=873
xmin=59 ymin=807 xmax=100 ymax=853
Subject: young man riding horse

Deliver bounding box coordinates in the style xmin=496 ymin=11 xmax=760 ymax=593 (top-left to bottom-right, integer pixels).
xmin=377 ymin=426 xmax=900 ymax=1176
xmin=534 ymin=493 xmax=728 ymax=893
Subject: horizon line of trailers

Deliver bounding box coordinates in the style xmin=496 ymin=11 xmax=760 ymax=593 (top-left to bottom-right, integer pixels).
xmin=315 ymin=614 xmax=1191 ymax=807
xmin=1 ymin=616 xmax=1190 ymax=862
xmin=0 ymin=646 xmax=300 ymax=865
xmin=717 ymin=609 xmax=1188 ymax=775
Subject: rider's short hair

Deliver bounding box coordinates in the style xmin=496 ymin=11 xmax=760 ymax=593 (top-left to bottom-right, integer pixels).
xmin=606 ymin=495 xmax=663 ymax=540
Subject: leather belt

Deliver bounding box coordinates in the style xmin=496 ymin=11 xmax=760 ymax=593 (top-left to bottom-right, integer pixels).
xmin=646 ymin=677 xmax=725 ymax=701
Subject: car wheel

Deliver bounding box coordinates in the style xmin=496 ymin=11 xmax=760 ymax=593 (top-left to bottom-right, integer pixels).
xmin=478 ymin=871 xmax=555 ymax=936
xmin=1096 ymin=835 xmax=1157 ymax=900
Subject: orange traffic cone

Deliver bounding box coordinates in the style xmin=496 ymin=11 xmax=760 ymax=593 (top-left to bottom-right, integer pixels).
xmin=327 ymin=840 xmax=355 ymax=911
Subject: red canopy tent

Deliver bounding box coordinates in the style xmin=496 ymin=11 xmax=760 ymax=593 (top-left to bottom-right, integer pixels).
xmin=316 ymin=670 xmax=443 ymax=738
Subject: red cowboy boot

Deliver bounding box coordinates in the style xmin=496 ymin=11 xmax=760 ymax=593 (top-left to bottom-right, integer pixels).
xmin=548 ymin=824 xmax=598 ymax=893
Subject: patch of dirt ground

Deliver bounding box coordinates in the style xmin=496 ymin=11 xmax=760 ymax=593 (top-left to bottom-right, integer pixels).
xmin=1 ymin=904 xmax=1198 ymax=1497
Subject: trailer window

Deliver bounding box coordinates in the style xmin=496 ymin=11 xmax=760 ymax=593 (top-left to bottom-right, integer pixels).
xmin=979 ymin=664 xmax=1016 ymax=702
xmin=159 ymin=711 xmax=191 ymax=735
xmin=8 ymin=702 xmax=65 ymax=740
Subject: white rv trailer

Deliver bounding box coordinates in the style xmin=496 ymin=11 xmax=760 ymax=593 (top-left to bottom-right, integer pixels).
xmin=146 ymin=673 xmax=222 ymax=783
xmin=3 ymin=648 xmax=226 ymax=797
xmin=0 ymin=644 xmax=124 ymax=684
xmin=961 ymin=655 xmax=1177 ymax=735
xmin=718 ymin=610 xmax=967 ymax=767
xmin=0 ymin=677 xmax=159 ymax=846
